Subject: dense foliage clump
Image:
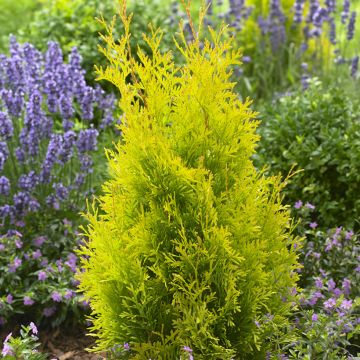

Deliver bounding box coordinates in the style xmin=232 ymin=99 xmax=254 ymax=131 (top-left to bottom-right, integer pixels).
xmin=256 ymin=80 xmax=360 ymax=229
xmin=78 ymin=6 xmax=300 ymax=359
xmin=17 ymin=0 xmax=177 ymax=86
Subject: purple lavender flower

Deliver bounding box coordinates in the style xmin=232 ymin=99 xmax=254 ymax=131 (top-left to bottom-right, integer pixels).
xmin=341 ymin=0 xmax=350 ymax=24
xmin=347 ymin=12 xmax=357 ymax=40
xmin=328 ymin=17 xmax=336 ymax=44
xmin=76 ymin=128 xmax=98 ymax=153
xmin=0 ymin=141 xmax=9 ymax=171
xmin=0 ymin=176 xmax=10 ymax=196
xmin=351 ymin=55 xmax=359 ymax=78
xmin=18 ymin=171 xmax=39 ymax=191
xmin=0 ymin=112 xmax=13 ymax=139
xmin=53 ymin=182 xmax=69 ymax=201
xmin=293 ymin=0 xmax=304 ymax=23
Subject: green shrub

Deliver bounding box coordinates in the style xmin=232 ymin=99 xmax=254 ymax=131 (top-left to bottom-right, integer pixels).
xmin=255 ymin=79 xmax=360 ymax=229
xmin=17 ymin=0 xmax=176 ymax=87
xmin=0 ymin=0 xmax=40 ymax=53
xmin=77 ymin=5 xmax=300 ymax=359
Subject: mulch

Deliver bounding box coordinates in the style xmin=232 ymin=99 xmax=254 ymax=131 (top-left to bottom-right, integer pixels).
xmin=40 ymin=327 xmax=106 ymax=360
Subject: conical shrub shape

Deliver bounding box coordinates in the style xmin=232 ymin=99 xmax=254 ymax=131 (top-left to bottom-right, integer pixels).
xmin=78 ymin=5 xmax=300 ymax=359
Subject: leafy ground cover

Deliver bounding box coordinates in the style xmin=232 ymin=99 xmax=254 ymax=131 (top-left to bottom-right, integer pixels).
xmin=0 ymin=0 xmax=359 ymax=359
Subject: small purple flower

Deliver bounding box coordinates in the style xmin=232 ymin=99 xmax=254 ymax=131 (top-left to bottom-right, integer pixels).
xmin=33 ymin=249 xmax=42 ymax=260
xmin=64 ymin=290 xmax=74 ymax=299
xmin=305 ymin=202 xmax=315 ymax=210
xmin=340 ymin=299 xmax=352 ymax=310
xmin=8 ymin=257 xmax=22 ymax=273
xmin=15 ymin=239 xmax=23 ymax=249
xmin=324 ymin=297 xmax=336 ymax=310
xmin=294 ymin=200 xmax=303 ymax=209
xmin=33 ymin=236 xmax=46 ymax=247
xmin=315 ymin=278 xmax=323 ymax=289
xmin=1 ymin=343 xmax=13 ymax=356
xmin=342 ymin=278 xmax=351 ymax=295
xmin=254 ymin=320 xmax=260 ymax=327
xmin=332 ymin=288 xmax=342 ymax=298
xmin=311 ymin=313 xmax=318 ymax=322
xmin=51 ymin=291 xmax=62 ymax=302
xmin=309 ymin=222 xmax=318 ymax=229
xmin=38 ymin=270 xmax=47 ymax=281
xmin=6 ymin=294 xmax=13 ymax=304
xmin=123 ymin=343 xmax=130 ymax=351
xmin=327 ymin=279 xmax=336 ymax=290
xmin=29 ymin=322 xmax=38 ymax=335
xmin=24 ymin=296 xmax=35 ymax=306
xmin=0 ymin=111 xmax=13 ymax=139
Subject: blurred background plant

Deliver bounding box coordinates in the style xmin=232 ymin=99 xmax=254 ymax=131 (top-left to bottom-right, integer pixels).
xmin=174 ymin=0 xmax=360 ymax=99
xmin=15 ymin=0 xmax=178 ymax=88
xmin=0 ymin=37 xmax=116 ymax=327
xmin=0 ymin=0 xmax=41 ymax=54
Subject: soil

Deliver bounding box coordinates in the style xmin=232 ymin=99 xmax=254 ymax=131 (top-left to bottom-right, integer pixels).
xmin=40 ymin=327 xmax=106 ymax=360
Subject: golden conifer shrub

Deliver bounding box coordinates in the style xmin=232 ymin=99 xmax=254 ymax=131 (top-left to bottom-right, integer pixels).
xmin=77 ymin=3 xmax=301 ymax=359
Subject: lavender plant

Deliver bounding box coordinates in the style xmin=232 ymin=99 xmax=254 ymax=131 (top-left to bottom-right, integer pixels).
xmin=0 ymin=37 xmax=116 ymax=326
xmin=178 ymin=0 xmax=360 ymax=98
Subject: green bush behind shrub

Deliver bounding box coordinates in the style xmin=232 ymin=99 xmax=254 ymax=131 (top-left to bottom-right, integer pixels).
xmin=77 ymin=7 xmax=300 ymax=359
xmin=255 ymin=80 xmax=360 ymax=229
xmin=17 ymin=0 xmax=176 ymax=88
